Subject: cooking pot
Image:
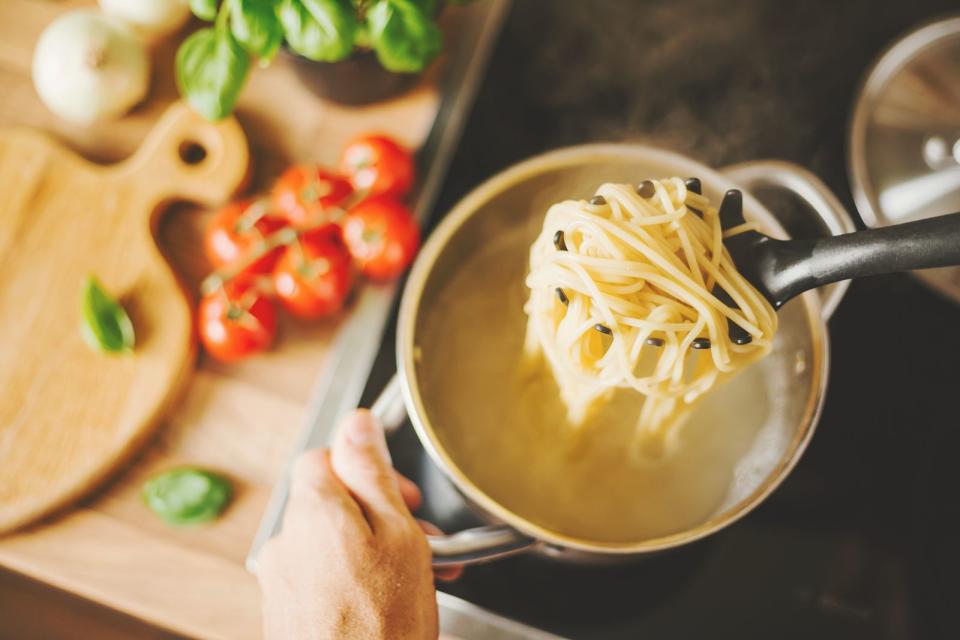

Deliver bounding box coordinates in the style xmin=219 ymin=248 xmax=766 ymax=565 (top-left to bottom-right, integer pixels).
xmin=372 ymin=144 xmax=855 ymax=566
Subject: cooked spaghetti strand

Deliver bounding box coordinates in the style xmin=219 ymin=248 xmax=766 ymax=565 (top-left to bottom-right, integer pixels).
xmin=523 ymin=180 xmax=777 ymax=440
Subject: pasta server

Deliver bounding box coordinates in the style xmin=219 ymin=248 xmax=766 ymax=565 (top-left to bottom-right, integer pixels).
xmin=707 ymin=180 xmax=960 ymax=345
xmin=599 ymin=178 xmax=960 ymax=348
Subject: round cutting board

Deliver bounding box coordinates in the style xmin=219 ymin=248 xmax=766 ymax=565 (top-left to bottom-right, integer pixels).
xmin=0 ymin=102 xmax=249 ymax=534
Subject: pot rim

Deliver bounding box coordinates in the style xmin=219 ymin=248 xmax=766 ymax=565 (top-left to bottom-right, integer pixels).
xmin=397 ymin=143 xmax=829 ymax=554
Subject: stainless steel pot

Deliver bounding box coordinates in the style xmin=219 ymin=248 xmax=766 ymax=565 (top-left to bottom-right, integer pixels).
xmin=373 ymin=144 xmax=855 ymax=566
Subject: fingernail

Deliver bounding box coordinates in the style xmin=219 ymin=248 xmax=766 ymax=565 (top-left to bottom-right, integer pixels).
xmin=348 ymin=412 xmax=381 ymax=445
xmin=347 ymin=411 xmax=390 ymax=460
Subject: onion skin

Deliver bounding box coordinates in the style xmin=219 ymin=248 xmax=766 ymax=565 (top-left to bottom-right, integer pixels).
xmin=99 ymin=0 xmax=190 ymax=42
xmin=32 ymin=9 xmax=151 ymax=125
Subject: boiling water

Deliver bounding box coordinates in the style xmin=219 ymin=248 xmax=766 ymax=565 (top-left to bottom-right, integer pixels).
xmin=416 ymin=224 xmax=795 ymax=543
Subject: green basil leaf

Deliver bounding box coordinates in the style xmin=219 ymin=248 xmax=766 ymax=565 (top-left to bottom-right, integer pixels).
xmin=277 ymin=0 xmax=357 ymax=62
xmin=367 ymin=0 xmax=441 ymax=73
xmin=190 ymin=0 xmax=220 ymax=21
xmin=229 ymin=0 xmax=283 ymax=60
xmin=176 ymin=27 xmax=251 ymax=121
xmin=409 ymin=0 xmax=439 ymax=15
xmin=80 ymin=276 xmax=134 ymax=354
xmin=143 ymin=468 xmax=232 ymax=526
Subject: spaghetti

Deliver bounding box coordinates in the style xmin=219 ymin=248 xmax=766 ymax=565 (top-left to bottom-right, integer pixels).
xmin=523 ymin=178 xmax=777 ymax=445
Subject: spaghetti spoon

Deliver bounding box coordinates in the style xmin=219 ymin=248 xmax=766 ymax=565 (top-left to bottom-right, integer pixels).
xmin=590 ymin=179 xmax=960 ymax=347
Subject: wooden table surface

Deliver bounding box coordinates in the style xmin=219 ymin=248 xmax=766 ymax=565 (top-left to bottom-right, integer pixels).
xmin=0 ymin=1 xmax=440 ymax=637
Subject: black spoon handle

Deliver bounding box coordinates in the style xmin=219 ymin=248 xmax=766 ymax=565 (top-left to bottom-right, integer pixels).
xmin=767 ymin=212 xmax=960 ymax=305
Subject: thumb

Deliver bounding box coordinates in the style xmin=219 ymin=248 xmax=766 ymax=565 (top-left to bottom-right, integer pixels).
xmin=330 ymin=410 xmax=409 ymax=528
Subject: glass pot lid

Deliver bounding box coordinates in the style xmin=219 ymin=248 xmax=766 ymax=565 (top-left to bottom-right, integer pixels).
xmin=848 ymin=16 xmax=960 ymax=303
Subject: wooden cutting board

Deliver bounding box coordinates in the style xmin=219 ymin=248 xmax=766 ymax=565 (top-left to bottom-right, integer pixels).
xmin=0 ymin=102 xmax=249 ymax=534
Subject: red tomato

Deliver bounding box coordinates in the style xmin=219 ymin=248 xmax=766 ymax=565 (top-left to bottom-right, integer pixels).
xmin=339 ymin=134 xmax=415 ymax=199
xmin=342 ymin=197 xmax=420 ymax=280
xmin=273 ymin=227 xmax=353 ymax=318
xmin=198 ymin=279 xmax=277 ymax=362
xmin=272 ymin=165 xmax=353 ymax=226
xmin=204 ymin=199 xmax=288 ymax=275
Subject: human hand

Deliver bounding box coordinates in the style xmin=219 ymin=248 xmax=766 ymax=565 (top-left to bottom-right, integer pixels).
xmin=257 ymin=410 xmax=456 ymax=640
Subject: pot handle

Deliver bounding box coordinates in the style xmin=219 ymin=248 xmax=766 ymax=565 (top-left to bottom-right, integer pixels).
xmin=720 ymin=160 xmax=857 ymax=320
xmin=371 ymin=375 xmax=539 ymax=566
xmin=370 ymin=374 xmax=408 ymax=436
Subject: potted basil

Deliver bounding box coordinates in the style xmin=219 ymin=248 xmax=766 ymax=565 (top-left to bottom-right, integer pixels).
xmin=178 ymin=0 xmax=470 ymax=117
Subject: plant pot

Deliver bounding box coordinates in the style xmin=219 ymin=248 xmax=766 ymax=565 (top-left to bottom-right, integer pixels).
xmin=284 ymin=48 xmax=421 ymax=106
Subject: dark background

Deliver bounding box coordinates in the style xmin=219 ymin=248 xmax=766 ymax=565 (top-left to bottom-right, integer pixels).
xmin=410 ymin=1 xmax=960 ymax=638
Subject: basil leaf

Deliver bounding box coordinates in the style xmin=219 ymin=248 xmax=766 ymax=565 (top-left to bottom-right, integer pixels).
xmin=367 ymin=0 xmax=441 ymax=73
xmin=80 ymin=276 xmax=134 ymax=354
xmin=176 ymin=27 xmax=251 ymax=121
xmin=190 ymin=0 xmax=220 ymax=21
xmin=143 ymin=468 xmax=232 ymax=526
xmin=229 ymin=0 xmax=283 ymax=60
xmin=277 ymin=0 xmax=357 ymax=62
xmin=409 ymin=0 xmax=439 ymax=15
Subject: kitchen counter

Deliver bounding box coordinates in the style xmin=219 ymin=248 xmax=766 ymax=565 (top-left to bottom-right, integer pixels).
xmin=0 ymin=1 xmax=443 ymax=638
xmin=3 ymin=1 xmax=960 ymax=639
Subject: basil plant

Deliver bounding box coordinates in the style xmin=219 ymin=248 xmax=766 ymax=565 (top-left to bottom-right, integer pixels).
xmin=178 ymin=0 xmax=471 ymax=120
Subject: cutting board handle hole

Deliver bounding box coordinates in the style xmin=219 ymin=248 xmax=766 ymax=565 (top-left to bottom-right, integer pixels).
xmin=178 ymin=140 xmax=208 ymax=166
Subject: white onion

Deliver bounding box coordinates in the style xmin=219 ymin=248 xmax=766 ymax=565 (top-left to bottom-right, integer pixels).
xmin=99 ymin=0 xmax=190 ymax=42
xmin=32 ymin=10 xmax=151 ymax=125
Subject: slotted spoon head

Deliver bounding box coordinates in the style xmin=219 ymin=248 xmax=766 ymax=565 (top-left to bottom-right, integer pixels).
xmin=687 ymin=180 xmax=760 ymax=346
xmin=585 ymin=181 xmax=767 ymax=348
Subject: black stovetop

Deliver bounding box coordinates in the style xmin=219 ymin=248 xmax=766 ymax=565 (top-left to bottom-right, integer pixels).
xmin=363 ymin=2 xmax=960 ymax=638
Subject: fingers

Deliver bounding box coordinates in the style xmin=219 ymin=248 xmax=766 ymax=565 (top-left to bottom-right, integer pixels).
xmin=396 ymin=471 xmax=422 ymax=511
xmin=331 ymin=410 xmax=412 ymax=531
xmin=285 ymin=419 xmax=457 ymax=587
xmin=417 ymin=521 xmax=464 ymax=582
xmin=286 ymin=448 xmax=368 ymax=535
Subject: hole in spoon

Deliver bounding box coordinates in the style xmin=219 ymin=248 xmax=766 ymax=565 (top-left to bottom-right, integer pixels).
xmin=178 ymin=140 xmax=207 ymax=165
